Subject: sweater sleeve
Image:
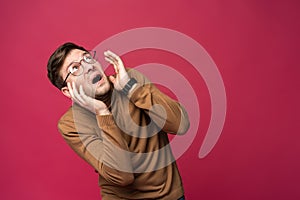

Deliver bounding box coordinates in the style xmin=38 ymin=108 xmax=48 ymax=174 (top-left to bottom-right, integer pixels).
xmin=127 ymin=69 xmax=190 ymax=135
xmin=58 ymin=111 xmax=134 ymax=187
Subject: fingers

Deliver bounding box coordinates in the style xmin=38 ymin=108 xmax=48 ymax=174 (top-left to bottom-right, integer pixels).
xmin=104 ymin=50 xmax=120 ymax=62
xmin=104 ymin=56 xmax=119 ymax=74
xmin=67 ymin=82 xmax=86 ymax=106
xmin=72 ymin=82 xmax=85 ymax=104
xmin=109 ymin=76 xmax=116 ymax=84
xmin=104 ymin=51 xmax=119 ymax=66
xmin=104 ymin=50 xmax=125 ymax=73
xmin=79 ymin=85 xmax=91 ymax=103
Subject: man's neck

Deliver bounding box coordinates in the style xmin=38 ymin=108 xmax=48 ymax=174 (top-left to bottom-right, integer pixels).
xmin=95 ymin=82 xmax=114 ymax=109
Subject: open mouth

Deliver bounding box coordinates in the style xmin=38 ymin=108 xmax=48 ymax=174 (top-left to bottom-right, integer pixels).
xmin=92 ymin=74 xmax=102 ymax=84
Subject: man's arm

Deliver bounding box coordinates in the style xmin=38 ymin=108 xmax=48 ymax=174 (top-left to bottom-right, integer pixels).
xmin=58 ymin=110 xmax=134 ymax=186
xmin=126 ymin=69 xmax=190 ymax=135
xmin=105 ymin=50 xmax=190 ymax=135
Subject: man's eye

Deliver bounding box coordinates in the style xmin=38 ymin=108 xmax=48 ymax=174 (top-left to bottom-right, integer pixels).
xmin=70 ymin=65 xmax=79 ymax=73
xmin=84 ymin=55 xmax=92 ymax=62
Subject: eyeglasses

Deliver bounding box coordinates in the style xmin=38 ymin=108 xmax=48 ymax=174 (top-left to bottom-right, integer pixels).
xmin=61 ymin=51 xmax=96 ymax=88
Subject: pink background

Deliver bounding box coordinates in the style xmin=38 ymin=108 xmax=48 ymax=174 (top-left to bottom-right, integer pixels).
xmin=1 ymin=0 xmax=299 ymax=199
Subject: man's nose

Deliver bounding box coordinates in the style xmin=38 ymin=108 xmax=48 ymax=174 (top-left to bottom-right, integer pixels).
xmin=81 ymin=61 xmax=94 ymax=74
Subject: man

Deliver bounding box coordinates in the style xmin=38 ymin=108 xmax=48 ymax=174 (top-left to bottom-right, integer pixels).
xmin=47 ymin=42 xmax=190 ymax=200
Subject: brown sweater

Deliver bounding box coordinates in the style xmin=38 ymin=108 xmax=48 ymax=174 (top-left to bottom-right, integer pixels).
xmin=58 ymin=69 xmax=190 ymax=200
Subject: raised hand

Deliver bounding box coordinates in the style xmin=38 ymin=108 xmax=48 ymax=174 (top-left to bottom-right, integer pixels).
xmin=104 ymin=50 xmax=130 ymax=91
xmin=67 ymin=82 xmax=110 ymax=115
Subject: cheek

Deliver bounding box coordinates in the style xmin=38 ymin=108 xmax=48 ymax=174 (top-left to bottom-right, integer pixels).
xmin=96 ymin=81 xmax=110 ymax=94
xmin=73 ymin=78 xmax=95 ymax=95
xmin=82 ymin=83 xmax=97 ymax=96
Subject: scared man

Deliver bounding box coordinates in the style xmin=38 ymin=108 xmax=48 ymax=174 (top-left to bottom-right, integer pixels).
xmin=47 ymin=42 xmax=189 ymax=200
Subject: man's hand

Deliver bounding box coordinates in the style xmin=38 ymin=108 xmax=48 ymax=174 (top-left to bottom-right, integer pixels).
xmin=67 ymin=82 xmax=110 ymax=115
xmin=104 ymin=50 xmax=130 ymax=91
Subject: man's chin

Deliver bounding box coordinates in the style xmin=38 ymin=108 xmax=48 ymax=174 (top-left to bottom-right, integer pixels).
xmin=95 ymin=81 xmax=111 ymax=96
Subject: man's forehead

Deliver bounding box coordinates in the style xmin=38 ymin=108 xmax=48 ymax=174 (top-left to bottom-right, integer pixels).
xmin=65 ymin=49 xmax=86 ymax=63
xmin=62 ymin=49 xmax=86 ymax=68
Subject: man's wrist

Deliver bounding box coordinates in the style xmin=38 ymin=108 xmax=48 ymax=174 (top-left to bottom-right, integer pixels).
xmin=122 ymin=78 xmax=137 ymax=95
xmin=96 ymin=108 xmax=111 ymax=116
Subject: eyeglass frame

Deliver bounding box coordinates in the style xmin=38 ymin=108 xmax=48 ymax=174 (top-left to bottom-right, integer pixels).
xmin=61 ymin=50 xmax=96 ymax=89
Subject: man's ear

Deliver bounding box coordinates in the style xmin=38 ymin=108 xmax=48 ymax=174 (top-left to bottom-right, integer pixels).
xmin=61 ymin=86 xmax=71 ymax=99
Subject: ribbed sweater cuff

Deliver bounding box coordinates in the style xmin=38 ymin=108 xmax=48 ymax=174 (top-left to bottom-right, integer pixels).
xmin=96 ymin=114 xmax=115 ymax=127
xmin=127 ymin=83 xmax=143 ymax=100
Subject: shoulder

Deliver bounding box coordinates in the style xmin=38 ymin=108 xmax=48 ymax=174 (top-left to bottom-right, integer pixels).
xmin=58 ymin=107 xmax=74 ymax=127
xmin=57 ymin=107 xmax=76 ymax=136
xmin=58 ymin=104 xmax=97 ymax=135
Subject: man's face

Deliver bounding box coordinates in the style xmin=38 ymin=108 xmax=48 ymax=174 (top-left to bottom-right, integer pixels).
xmin=60 ymin=49 xmax=111 ymax=98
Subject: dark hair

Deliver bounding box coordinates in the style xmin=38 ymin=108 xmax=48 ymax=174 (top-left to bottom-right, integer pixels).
xmin=47 ymin=42 xmax=87 ymax=90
